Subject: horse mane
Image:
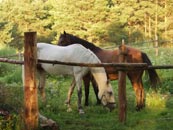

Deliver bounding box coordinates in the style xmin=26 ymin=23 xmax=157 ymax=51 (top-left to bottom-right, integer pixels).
xmin=86 ymin=48 xmax=101 ymax=63
xmin=66 ymin=33 xmax=101 ymax=52
xmin=70 ymin=43 xmax=101 ymax=64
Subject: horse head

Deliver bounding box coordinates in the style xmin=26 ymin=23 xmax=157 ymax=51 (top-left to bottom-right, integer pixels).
xmin=98 ymin=80 xmax=115 ymax=111
xmin=57 ymin=31 xmax=72 ymax=46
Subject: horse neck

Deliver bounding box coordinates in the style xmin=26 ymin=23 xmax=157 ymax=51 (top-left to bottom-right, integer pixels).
xmin=90 ymin=67 xmax=107 ymax=92
xmin=70 ymin=35 xmax=101 ymax=52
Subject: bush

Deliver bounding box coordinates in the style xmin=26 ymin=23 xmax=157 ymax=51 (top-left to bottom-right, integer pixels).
xmin=0 ymin=113 xmax=21 ymax=130
xmin=0 ymin=84 xmax=23 ymax=130
xmin=0 ymin=47 xmax=22 ymax=85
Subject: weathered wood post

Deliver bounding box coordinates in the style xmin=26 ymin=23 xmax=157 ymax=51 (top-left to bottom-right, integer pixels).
xmin=24 ymin=32 xmax=38 ymax=130
xmin=118 ymin=40 xmax=127 ymax=123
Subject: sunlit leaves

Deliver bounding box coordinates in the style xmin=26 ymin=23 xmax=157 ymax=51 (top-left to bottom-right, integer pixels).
xmin=0 ymin=0 xmax=173 ymax=47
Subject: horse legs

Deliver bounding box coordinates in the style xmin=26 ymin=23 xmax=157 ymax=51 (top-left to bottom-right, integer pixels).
xmin=131 ymin=80 xmax=145 ymax=111
xmin=65 ymin=78 xmax=76 ymax=112
xmin=75 ymin=77 xmax=84 ymax=114
xmin=83 ymin=73 xmax=100 ymax=106
xmin=91 ymin=77 xmax=101 ymax=105
xmin=128 ymin=71 xmax=145 ymax=111
xmin=83 ymin=75 xmax=90 ymax=106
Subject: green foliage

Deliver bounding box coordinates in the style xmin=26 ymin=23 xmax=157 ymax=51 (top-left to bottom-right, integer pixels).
xmin=0 ymin=84 xmax=23 ymax=130
xmin=0 ymin=114 xmax=21 ymax=130
xmin=0 ymin=67 xmax=22 ymax=84
xmin=0 ymin=47 xmax=22 ymax=84
xmin=146 ymin=91 xmax=167 ymax=108
xmin=1 ymin=0 xmax=173 ymax=48
xmin=107 ymin=22 xmax=129 ymax=44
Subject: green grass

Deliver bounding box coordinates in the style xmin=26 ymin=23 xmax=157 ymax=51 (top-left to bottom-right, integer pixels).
xmin=0 ymin=46 xmax=173 ymax=130
xmin=38 ymin=77 xmax=173 ymax=130
xmin=1 ymin=78 xmax=173 ymax=130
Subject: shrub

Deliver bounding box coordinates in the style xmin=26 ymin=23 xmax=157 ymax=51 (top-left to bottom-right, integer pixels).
xmin=0 ymin=47 xmax=22 ymax=85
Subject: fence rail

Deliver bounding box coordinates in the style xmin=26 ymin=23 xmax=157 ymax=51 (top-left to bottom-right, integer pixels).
xmin=0 ymin=58 xmax=23 ymax=65
xmin=1 ymin=58 xmax=173 ymax=71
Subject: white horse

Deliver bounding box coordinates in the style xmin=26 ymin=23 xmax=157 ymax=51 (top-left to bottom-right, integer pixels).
xmin=37 ymin=43 xmax=115 ymax=114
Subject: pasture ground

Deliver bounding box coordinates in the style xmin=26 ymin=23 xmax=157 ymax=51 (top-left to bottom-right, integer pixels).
xmin=0 ymin=46 xmax=173 ymax=130
xmin=0 ymin=77 xmax=173 ymax=130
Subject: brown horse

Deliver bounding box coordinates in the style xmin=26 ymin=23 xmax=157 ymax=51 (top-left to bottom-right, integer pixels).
xmin=57 ymin=31 xmax=160 ymax=111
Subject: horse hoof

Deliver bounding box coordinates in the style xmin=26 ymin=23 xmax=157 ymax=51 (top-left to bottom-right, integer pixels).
xmin=136 ymin=105 xmax=144 ymax=111
xmin=136 ymin=107 xmax=141 ymax=111
xmin=96 ymin=100 xmax=101 ymax=105
xmin=84 ymin=103 xmax=89 ymax=106
xmin=79 ymin=109 xmax=85 ymax=114
xmin=41 ymin=96 xmax=46 ymax=103
xmin=67 ymin=108 xmax=72 ymax=112
xmin=65 ymin=100 xmax=69 ymax=105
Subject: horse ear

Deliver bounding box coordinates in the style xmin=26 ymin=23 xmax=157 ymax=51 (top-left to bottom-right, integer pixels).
xmin=64 ymin=31 xmax=66 ymax=35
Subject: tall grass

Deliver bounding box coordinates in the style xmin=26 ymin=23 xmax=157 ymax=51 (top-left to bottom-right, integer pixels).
xmin=0 ymin=47 xmax=22 ymax=85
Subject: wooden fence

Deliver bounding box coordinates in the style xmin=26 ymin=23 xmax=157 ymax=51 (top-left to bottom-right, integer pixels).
xmin=0 ymin=32 xmax=173 ymax=129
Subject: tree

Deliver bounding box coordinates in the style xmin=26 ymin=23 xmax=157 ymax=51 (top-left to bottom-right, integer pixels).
xmin=50 ymin=0 xmax=117 ymax=45
xmin=0 ymin=0 xmax=54 ymax=50
xmin=0 ymin=0 xmax=173 ymax=48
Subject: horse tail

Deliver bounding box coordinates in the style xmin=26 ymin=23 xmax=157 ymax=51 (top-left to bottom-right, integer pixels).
xmin=142 ymin=52 xmax=160 ymax=88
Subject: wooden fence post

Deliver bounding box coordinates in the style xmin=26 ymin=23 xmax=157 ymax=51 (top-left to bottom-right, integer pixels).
xmin=24 ymin=32 xmax=38 ymax=130
xmin=118 ymin=40 xmax=127 ymax=123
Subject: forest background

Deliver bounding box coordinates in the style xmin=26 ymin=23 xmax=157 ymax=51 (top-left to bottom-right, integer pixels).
xmin=0 ymin=0 xmax=173 ymax=50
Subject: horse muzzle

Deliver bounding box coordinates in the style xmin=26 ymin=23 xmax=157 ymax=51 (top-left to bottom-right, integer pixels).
xmin=104 ymin=102 xmax=116 ymax=112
